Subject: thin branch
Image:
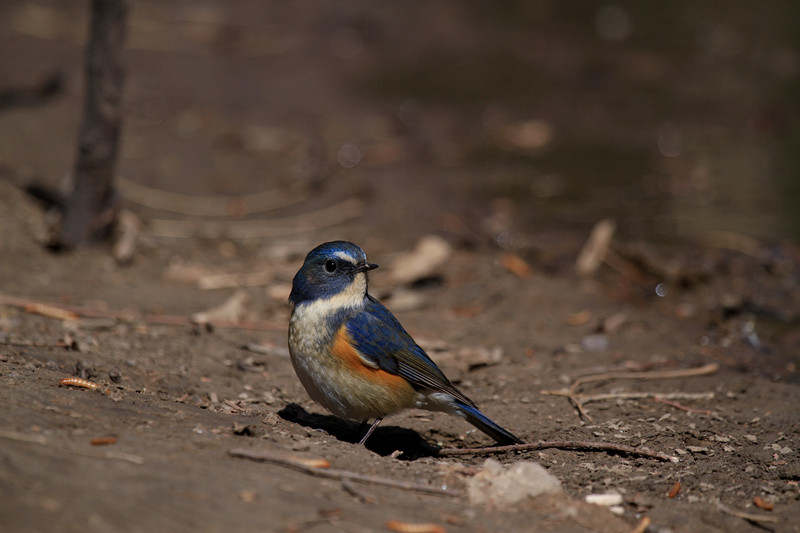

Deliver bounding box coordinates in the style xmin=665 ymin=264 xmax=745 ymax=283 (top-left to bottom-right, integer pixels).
xmin=568 ymin=394 xmax=595 ymax=422
xmin=653 ymin=396 xmax=714 ymax=415
xmin=543 ymin=391 xmax=715 ymax=405
xmin=541 ymin=363 xmax=720 ymax=422
xmin=117 ymin=176 xmax=309 ymax=217
xmin=228 ymin=448 xmax=461 ymax=497
xmin=0 ymin=291 xmax=283 ymax=331
xmin=716 ymin=501 xmax=779 ymax=524
xmin=629 ymin=516 xmax=652 ymax=533
xmin=56 ymin=0 xmax=127 ymax=248
xmin=147 ymin=198 xmax=364 ymax=240
xmin=571 ymin=363 xmax=720 ymax=389
xmin=0 ymin=430 xmax=142 ymax=464
xmin=438 ymin=440 xmax=677 ymax=462
xmin=0 ymin=429 xmax=48 ymax=445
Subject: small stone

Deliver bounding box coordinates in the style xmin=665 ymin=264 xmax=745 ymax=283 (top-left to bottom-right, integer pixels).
xmin=585 ymin=492 xmax=623 ymax=506
xmin=109 ymin=367 xmax=122 ymax=383
xmin=238 ymin=489 xmax=258 ymax=503
xmin=291 ymin=440 xmax=311 ymax=451
xmin=232 ymin=423 xmax=264 ymax=437
xmin=686 ymin=446 xmax=710 ymax=454
xmin=581 ymin=334 xmax=609 ymax=352
xmin=778 ymin=463 xmax=800 ymax=480
xmin=467 ymin=459 xmax=562 ymax=508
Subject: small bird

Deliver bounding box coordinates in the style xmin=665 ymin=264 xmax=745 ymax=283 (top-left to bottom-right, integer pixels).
xmin=288 ymin=241 xmax=522 ymax=446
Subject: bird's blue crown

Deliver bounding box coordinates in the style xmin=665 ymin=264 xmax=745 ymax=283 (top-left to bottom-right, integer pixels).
xmin=289 ymin=241 xmax=375 ymax=306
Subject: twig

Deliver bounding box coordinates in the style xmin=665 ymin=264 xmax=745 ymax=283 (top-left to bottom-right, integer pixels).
xmin=0 ymin=291 xmax=283 ymax=331
xmin=70 ymin=449 xmax=145 ymax=465
xmin=542 ymin=363 xmax=720 ymax=422
xmin=716 ymin=501 xmax=779 ymax=524
xmin=223 ymin=400 xmax=244 ymax=412
xmin=341 ymin=480 xmax=374 ymax=503
xmin=198 ymin=270 xmax=274 ymax=290
xmin=540 ymin=388 xmax=596 ymax=421
xmin=602 ymin=249 xmax=652 ymax=284
xmin=654 ymin=396 xmax=714 ymax=415
xmin=112 ymin=209 xmax=141 ymax=265
xmin=555 ymin=391 xmax=715 ymax=405
xmin=564 ymin=359 xmax=669 ymax=378
xmin=0 ymin=430 xmax=143 ymax=464
xmin=117 ymin=176 xmax=309 ymax=217
xmin=228 ymin=448 xmax=461 ymax=496
xmin=701 ymin=230 xmax=762 ymax=257
xmin=23 ymin=301 xmax=79 ymax=322
xmin=148 ymin=198 xmax=364 ymax=240
xmin=241 ymin=342 xmax=290 ymax=358
xmin=571 ymin=363 xmax=719 ymax=389
xmin=568 ymin=394 xmax=595 ymax=422
xmin=146 ymin=314 xmax=283 ymax=331
xmin=438 ymin=440 xmax=677 ymax=462
xmin=629 ymin=516 xmax=651 ymax=533
xmin=0 ymin=429 xmax=48 ymax=445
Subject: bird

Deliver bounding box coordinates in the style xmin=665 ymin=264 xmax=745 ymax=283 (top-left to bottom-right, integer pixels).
xmin=288 ymin=240 xmax=522 ymax=446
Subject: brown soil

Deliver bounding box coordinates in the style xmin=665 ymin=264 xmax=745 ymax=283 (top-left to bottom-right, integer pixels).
xmin=1 ymin=2 xmax=798 ymax=532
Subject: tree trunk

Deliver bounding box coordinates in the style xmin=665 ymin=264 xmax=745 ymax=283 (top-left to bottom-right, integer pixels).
xmin=55 ymin=0 xmax=127 ymax=249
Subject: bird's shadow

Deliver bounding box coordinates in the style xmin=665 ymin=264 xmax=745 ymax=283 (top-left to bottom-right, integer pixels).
xmin=278 ymin=403 xmax=440 ymax=460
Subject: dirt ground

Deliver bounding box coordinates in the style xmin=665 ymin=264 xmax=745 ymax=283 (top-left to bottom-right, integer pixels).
xmin=1 ymin=2 xmax=799 ymax=532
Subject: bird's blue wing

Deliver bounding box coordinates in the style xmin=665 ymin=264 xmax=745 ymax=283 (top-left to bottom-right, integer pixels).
xmin=344 ymin=296 xmax=475 ymax=406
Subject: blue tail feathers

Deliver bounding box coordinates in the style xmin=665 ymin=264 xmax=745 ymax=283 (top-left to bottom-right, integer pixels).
xmin=457 ymin=402 xmax=523 ymax=445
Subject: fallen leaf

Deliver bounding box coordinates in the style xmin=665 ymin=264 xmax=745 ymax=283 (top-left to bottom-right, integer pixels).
xmin=90 ymin=437 xmax=117 ymax=446
xmin=386 ymin=520 xmax=446 ymax=533
xmin=191 ymin=290 xmax=249 ymax=325
xmin=501 ymin=253 xmax=532 ymax=278
xmin=388 ymin=235 xmax=452 ymax=285
xmin=238 ymin=489 xmax=258 ymax=502
xmin=566 ymin=310 xmax=591 ymax=326
xmin=753 ymin=496 xmax=774 ymax=511
xmin=576 ymin=218 xmax=616 ymax=276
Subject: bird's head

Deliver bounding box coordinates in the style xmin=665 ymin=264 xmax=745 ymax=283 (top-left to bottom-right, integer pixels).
xmin=289 ymin=241 xmax=378 ymax=306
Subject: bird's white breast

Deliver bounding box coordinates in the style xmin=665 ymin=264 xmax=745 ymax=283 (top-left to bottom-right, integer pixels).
xmin=291 ymin=272 xmax=367 ymax=326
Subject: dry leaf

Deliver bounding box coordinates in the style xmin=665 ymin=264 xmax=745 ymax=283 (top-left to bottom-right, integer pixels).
xmin=501 ymin=253 xmax=532 ymax=278
xmin=565 ymin=310 xmax=591 ymax=326
xmin=388 ymin=235 xmax=452 ymax=285
xmin=386 ymin=520 xmax=446 ymax=533
xmin=752 ymin=496 xmax=774 ymax=511
xmin=191 ymin=290 xmax=249 ymax=325
xmin=576 ymin=218 xmax=616 ymax=276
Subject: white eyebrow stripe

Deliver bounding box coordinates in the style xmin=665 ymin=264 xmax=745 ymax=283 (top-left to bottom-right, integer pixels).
xmin=333 ymin=251 xmax=358 ymax=263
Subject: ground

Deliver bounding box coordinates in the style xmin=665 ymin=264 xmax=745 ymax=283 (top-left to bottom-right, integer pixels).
xmin=1 ymin=2 xmax=799 ymax=532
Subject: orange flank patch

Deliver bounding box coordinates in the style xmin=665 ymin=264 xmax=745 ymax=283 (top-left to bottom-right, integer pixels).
xmin=332 ymin=327 xmax=413 ymax=394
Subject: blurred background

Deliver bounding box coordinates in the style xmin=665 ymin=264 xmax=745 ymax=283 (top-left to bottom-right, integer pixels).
xmin=1 ymin=6 xmax=799 ymax=530
xmin=0 ymin=0 xmax=798 ymax=250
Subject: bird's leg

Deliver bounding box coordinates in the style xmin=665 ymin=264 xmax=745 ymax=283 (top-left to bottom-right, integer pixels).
xmin=358 ymin=418 xmax=383 ymax=445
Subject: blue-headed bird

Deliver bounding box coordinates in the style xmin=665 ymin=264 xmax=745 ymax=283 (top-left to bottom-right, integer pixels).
xmin=288 ymin=241 xmax=522 ymax=445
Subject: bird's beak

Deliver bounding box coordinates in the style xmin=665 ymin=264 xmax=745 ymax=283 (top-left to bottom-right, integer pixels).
xmin=355 ymin=262 xmax=379 ymax=273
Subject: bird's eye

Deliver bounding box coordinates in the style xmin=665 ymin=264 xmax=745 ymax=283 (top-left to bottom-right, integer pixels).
xmin=324 ymin=259 xmax=337 ymax=273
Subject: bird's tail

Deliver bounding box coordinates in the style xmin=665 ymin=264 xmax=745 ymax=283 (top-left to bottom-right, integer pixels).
xmin=456 ymin=402 xmax=523 ymax=445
